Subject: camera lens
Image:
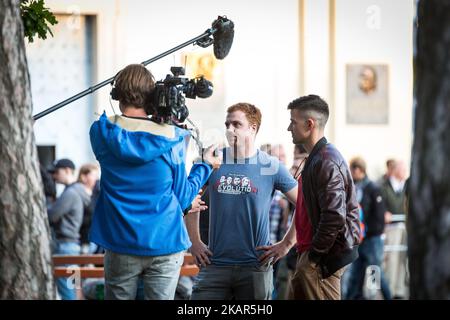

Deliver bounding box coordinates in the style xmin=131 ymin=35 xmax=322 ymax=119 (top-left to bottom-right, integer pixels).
xmin=195 ymin=78 xmax=213 ymax=98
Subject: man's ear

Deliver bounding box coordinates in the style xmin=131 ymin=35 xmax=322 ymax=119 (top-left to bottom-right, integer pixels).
xmin=306 ymin=118 xmax=315 ymax=130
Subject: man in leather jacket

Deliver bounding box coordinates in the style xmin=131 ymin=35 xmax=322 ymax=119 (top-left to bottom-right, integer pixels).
xmin=286 ymin=94 xmax=361 ymax=299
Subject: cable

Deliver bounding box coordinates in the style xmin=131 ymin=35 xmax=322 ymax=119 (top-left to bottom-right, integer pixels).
xmin=109 ymin=95 xmax=118 ymax=115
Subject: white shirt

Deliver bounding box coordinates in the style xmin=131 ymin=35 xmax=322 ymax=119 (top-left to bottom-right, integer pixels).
xmin=389 ymin=177 xmax=405 ymax=193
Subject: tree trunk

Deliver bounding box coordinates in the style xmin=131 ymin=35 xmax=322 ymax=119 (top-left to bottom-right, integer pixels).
xmin=0 ymin=0 xmax=55 ymax=299
xmin=409 ymin=0 xmax=450 ymax=299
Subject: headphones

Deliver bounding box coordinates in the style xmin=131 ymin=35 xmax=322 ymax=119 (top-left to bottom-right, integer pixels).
xmin=109 ymin=68 xmax=156 ymax=116
xmin=110 ymin=71 xmax=121 ymax=101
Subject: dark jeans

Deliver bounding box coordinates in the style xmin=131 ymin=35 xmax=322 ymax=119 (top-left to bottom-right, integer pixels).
xmin=346 ymin=235 xmax=392 ymax=300
xmin=191 ymin=264 xmax=273 ymax=300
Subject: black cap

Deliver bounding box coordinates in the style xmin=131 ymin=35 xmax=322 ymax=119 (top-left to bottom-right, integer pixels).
xmin=48 ymin=158 xmax=75 ymax=173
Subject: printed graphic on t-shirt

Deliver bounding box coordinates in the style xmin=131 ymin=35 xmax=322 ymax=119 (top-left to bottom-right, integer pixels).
xmin=214 ymin=173 xmax=258 ymax=195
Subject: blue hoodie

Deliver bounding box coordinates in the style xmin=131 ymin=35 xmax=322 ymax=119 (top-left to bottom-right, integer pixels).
xmin=89 ymin=113 xmax=212 ymax=256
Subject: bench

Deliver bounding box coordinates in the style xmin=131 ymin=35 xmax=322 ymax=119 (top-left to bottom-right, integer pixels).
xmin=53 ymin=253 xmax=199 ymax=278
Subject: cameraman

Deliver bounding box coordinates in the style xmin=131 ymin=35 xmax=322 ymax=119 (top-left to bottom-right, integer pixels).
xmin=89 ymin=64 xmax=218 ymax=300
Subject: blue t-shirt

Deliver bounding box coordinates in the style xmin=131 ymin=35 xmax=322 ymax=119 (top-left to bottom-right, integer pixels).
xmin=208 ymin=148 xmax=297 ymax=266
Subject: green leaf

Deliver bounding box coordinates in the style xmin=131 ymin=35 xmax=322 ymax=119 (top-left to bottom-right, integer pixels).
xmin=20 ymin=0 xmax=58 ymax=42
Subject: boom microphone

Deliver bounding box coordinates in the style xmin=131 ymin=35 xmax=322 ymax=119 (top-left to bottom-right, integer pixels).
xmin=212 ymin=16 xmax=234 ymax=60
xmin=33 ymin=16 xmax=234 ymax=120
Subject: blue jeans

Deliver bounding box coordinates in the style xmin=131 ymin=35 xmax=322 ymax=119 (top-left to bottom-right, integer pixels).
xmin=104 ymin=250 xmax=184 ymax=300
xmin=191 ymin=264 xmax=273 ymax=300
xmin=55 ymin=242 xmax=81 ymax=300
xmin=346 ymin=235 xmax=392 ymax=300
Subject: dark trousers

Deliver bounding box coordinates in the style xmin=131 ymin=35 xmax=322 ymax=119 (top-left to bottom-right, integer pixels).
xmin=346 ymin=235 xmax=392 ymax=300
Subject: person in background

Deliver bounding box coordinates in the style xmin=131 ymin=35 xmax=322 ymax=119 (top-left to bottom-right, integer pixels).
xmin=48 ymin=158 xmax=91 ymax=300
xmin=260 ymin=144 xmax=290 ymax=248
xmin=260 ymin=143 xmax=291 ymax=299
xmin=380 ymin=159 xmax=409 ymax=298
xmin=345 ymin=157 xmax=391 ymax=300
xmin=77 ymin=163 xmax=100 ymax=254
xmin=377 ymin=159 xmax=396 ymax=187
xmin=280 ymin=144 xmax=308 ymax=299
xmin=380 ymin=160 xmax=407 ymax=223
xmin=40 ymin=163 xmax=56 ymax=208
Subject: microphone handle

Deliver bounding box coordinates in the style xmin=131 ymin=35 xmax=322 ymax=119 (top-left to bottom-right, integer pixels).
xmin=33 ymin=30 xmax=216 ymax=121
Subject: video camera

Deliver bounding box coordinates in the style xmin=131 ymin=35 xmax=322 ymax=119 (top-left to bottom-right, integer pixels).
xmin=152 ymin=66 xmax=213 ymax=124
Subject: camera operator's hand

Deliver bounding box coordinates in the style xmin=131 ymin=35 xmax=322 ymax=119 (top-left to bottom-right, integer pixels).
xmin=188 ymin=191 xmax=208 ymax=214
xmin=190 ymin=240 xmax=213 ymax=268
xmin=202 ymin=144 xmax=222 ymax=169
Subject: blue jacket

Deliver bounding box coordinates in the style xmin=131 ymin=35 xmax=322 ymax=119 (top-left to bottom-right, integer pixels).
xmin=89 ymin=113 xmax=212 ymax=256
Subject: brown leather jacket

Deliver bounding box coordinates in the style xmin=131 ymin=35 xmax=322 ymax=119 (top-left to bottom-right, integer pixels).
xmin=301 ymin=137 xmax=361 ymax=278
